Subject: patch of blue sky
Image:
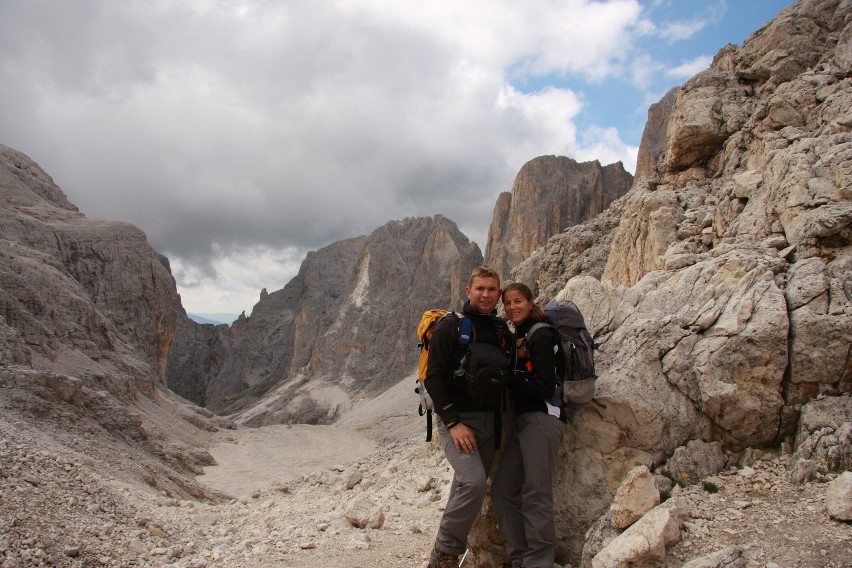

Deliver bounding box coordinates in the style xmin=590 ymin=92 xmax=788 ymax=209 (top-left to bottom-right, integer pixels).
xmin=508 ymin=1 xmax=793 ymax=149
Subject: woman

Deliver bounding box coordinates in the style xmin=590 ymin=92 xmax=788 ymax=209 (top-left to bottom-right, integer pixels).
xmin=492 ymin=282 xmax=566 ymax=568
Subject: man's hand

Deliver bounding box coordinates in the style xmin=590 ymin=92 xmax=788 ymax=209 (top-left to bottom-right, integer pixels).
xmin=450 ymin=423 xmax=477 ymax=454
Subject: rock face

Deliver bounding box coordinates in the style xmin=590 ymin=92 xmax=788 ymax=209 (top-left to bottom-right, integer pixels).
xmin=634 ymin=88 xmax=678 ymax=180
xmin=0 ymin=144 xmax=179 ymax=393
xmin=167 ymin=215 xmax=483 ymax=424
xmin=484 ymin=156 xmax=633 ymax=282
xmin=165 ymin=314 xmax=231 ymax=407
xmin=0 ymin=145 xmax=232 ymax=566
xmin=505 ymin=0 xmax=851 ymax=562
xmin=789 ymin=394 xmax=852 ymax=483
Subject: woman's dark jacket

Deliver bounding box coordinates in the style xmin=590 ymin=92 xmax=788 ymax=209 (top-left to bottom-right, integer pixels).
xmin=509 ymin=318 xmax=560 ymax=416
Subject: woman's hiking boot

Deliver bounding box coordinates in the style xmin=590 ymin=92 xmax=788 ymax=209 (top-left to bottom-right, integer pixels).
xmin=428 ymin=548 xmax=459 ymax=568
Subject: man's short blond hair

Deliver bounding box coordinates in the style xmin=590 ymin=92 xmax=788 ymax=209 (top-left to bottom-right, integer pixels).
xmin=468 ymin=265 xmax=501 ymax=287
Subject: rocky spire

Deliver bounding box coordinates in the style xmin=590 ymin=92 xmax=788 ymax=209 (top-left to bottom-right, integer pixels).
xmin=484 ymin=156 xmax=633 ymax=282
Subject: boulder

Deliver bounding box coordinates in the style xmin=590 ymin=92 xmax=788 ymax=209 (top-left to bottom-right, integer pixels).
xmin=657 ymin=440 xmax=727 ymax=487
xmin=610 ymin=466 xmax=660 ymax=529
xmin=591 ymin=502 xmax=681 ymax=568
xmin=825 ymin=471 xmax=852 ymax=521
xmin=344 ymin=495 xmax=385 ymax=529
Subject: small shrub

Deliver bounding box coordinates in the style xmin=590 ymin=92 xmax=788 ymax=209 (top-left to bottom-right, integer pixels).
xmin=703 ymin=481 xmax=720 ymax=493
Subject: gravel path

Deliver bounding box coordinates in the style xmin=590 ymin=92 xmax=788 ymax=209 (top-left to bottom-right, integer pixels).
xmin=1 ymin=372 xmax=849 ymax=567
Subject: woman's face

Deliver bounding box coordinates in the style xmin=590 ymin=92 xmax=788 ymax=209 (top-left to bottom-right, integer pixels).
xmin=503 ymin=289 xmax=534 ymax=325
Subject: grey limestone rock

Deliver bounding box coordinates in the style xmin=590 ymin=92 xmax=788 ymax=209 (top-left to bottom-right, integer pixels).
xmin=0 ymin=144 xmax=179 ymax=393
xmin=168 ymin=214 xmax=483 ymax=425
xmin=658 ymin=440 xmax=728 ymax=487
xmin=484 ymin=156 xmax=632 ymax=284
xmin=679 ymin=546 xmax=750 ymax=568
xmin=825 ymin=470 xmax=852 ymax=521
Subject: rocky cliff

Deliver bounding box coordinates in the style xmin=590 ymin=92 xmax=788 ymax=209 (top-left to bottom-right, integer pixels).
xmin=167 ymin=215 xmax=483 ymax=425
xmin=484 ymin=156 xmax=633 ymax=282
xmin=503 ymin=0 xmax=851 ymax=562
xmin=0 ymin=144 xmax=179 ymax=394
xmin=165 ymin=313 xmax=232 ymax=408
xmin=634 ymin=88 xmax=678 ymax=180
xmin=0 ymin=144 xmax=235 ymax=565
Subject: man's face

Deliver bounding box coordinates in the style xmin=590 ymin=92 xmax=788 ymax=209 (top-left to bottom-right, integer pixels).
xmin=466 ymin=276 xmax=501 ymax=314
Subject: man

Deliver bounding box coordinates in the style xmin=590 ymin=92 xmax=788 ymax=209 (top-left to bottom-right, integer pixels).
xmin=424 ymin=265 xmax=511 ymax=568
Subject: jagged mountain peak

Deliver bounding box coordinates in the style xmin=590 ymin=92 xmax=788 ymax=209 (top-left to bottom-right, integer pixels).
xmin=484 ymin=155 xmax=633 ymax=282
xmin=166 ymin=213 xmax=483 ymax=424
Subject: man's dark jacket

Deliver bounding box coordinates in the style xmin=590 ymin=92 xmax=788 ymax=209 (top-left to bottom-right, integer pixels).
xmin=424 ymin=300 xmax=510 ymax=429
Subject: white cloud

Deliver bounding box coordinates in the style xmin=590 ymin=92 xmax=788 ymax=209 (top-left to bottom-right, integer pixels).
xmin=658 ymin=18 xmax=709 ymax=42
xmin=577 ymin=126 xmax=639 ymax=174
xmin=654 ymin=0 xmax=726 ymax=43
xmin=171 ymin=245 xmax=305 ymax=316
xmin=495 ymin=85 xmax=583 ymax=168
xmin=666 ymin=55 xmax=713 ymax=79
xmin=343 ymin=0 xmax=642 ymax=80
xmin=0 ymin=0 xmax=750 ymax=314
xmin=629 ymin=53 xmax=664 ymax=90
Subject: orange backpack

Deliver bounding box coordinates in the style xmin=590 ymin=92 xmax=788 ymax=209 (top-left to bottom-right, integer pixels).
xmin=415 ymin=309 xmax=468 ymax=440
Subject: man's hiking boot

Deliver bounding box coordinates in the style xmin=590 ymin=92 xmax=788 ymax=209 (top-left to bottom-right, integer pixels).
xmin=428 ymin=549 xmax=459 ymax=568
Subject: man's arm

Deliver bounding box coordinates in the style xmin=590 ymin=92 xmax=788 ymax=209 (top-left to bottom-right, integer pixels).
xmin=423 ymin=316 xmax=462 ymax=429
xmin=424 ymin=315 xmax=484 ymax=454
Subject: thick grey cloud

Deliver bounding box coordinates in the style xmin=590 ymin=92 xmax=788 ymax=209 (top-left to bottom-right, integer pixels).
xmin=1 ymin=0 xmax=777 ymax=314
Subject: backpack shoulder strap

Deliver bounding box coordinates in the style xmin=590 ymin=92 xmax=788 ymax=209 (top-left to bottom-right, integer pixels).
xmin=457 ymin=313 xmax=472 ymax=346
xmin=526 ymin=321 xmax=554 ymax=340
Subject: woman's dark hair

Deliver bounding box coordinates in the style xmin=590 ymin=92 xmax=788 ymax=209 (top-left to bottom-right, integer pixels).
xmin=502 ymin=282 xmax=546 ymax=322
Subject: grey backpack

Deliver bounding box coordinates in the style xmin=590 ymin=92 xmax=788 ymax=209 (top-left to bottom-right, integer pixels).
xmin=526 ymin=300 xmax=597 ymax=406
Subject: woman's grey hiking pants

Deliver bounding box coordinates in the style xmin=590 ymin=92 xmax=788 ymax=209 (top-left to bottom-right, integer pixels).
xmin=432 ymin=410 xmax=497 ymax=560
xmin=492 ymin=411 xmax=565 ymax=568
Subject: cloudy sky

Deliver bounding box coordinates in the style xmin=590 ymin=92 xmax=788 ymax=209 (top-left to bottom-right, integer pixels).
xmin=0 ymin=0 xmax=791 ymax=318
